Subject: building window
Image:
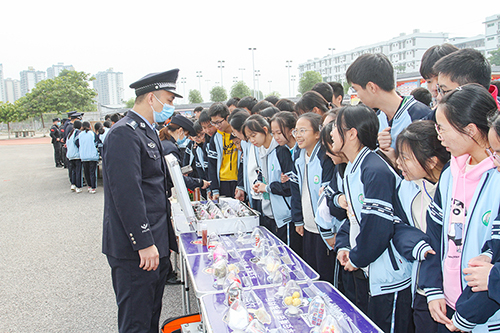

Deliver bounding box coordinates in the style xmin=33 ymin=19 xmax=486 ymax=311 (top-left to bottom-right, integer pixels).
xmin=487 ymin=23 xmax=494 ymax=27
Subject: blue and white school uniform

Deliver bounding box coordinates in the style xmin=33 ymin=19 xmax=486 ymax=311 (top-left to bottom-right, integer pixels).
xmin=66 ymin=129 xmax=82 ymax=189
xmin=77 ymin=130 xmax=100 ymax=189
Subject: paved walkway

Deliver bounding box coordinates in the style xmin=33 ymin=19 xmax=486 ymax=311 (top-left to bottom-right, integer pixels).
xmin=0 ymin=141 xmax=197 ymax=332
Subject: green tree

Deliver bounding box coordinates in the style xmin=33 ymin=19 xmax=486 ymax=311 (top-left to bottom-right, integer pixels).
xmin=395 ymin=64 xmax=406 ymax=74
xmin=489 ymin=47 xmax=500 ymax=66
xmin=251 ymin=90 xmax=263 ymax=100
xmin=0 ymin=102 xmax=23 ymax=139
xmin=298 ymin=71 xmax=323 ymax=94
xmin=188 ymin=89 xmax=203 ymax=104
xmin=266 ymin=91 xmax=281 ymax=99
xmin=230 ymin=81 xmax=251 ymax=99
xmin=124 ymin=98 xmax=135 ymax=108
xmin=17 ymin=70 xmax=97 ymax=128
xmin=210 ymin=86 xmax=227 ymax=102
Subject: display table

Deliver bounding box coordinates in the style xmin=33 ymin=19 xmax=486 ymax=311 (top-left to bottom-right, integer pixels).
xmin=199 ymin=280 xmax=382 ymax=333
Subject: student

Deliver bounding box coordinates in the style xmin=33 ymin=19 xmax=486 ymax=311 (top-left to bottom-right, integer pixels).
xmin=259 ymin=106 xmax=279 ymax=120
xmin=419 ymin=43 xmax=458 ymax=103
xmin=251 ymin=100 xmax=273 ymax=115
xmin=269 ymin=111 xmax=297 ymax=158
xmin=275 ymin=98 xmax=296 ymax=112
xmin=207 ymin=103 xmax=240 ymax=200
xmin=182 ymin=121 xmax=209 ymax=189
xmin=394 ymin=120 xmax=450 ymax=333
xmin=228 ymin=109 xmax=259 ymax=207
xmin=411 ymin=87 xmax=432 ymax=107
xmin=418 ymin=84 xmax=500 ymax=332
xmin=264 ymin=95 xmax=279 ymax=105
xmin=76 ymin=121 xmax=100 ymax=194
xmin=159 ymin=115 xmax=210 ymax=191
xmin=295 ymin=91 xmax=330 ymax=116
xmin=328 ymin=81 xmax=344 ymax=108
xmin=289 ymin=112 xmax=334 ymax=281
xmin=226 ymin=97 xmax=241 ymax=112
xmin=243 ymin=114 xmax=297 ymax=248
xmin=445 ymin=112 xmax=500 ymax=332
xmin=193 ymin=106 xmax=203 ymax=119
xmin=237 ymin=96 xmax=258 ymax=114
xmin=66 ymin=120 xmax=83 ymax=193
xmin=433 ymin=48 xmax=500 ymax=108
xmin=312 ymin=82 xmax=334 ymax=104
xmin=332 ymin=104 xmax=413 ymax=333
xmin=199 ymin=110 xmax=217 ymax=138
xmin=345 ymin=53 xmax=431 ymax=162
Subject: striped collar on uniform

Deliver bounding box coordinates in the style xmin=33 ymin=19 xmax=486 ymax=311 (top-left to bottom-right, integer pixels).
xmin=347 ymin=146 xmax=371 ymax=174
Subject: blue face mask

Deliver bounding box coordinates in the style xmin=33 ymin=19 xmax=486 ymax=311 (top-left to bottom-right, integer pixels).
xmin=151 ymin=94 xmax=175 ymax=123
xmin=176 ymin=133 xmax=188 ymax=146
xmin=57 ymin=122 xmax=61 ymax=126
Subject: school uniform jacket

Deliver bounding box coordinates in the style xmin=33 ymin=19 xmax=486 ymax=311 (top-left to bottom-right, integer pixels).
xmin=419 ymin=162 xmax=500 ymax=332
xmin=76 ymin=130 xmax=100 ymax=162
xmin=102 ymin=111 xmax=177 ymax=261
xmin=237 ymin=140 xmax=260 ymax=208
xmin=290 ymin=141 xmax=334 ymax=230
xmin=182 ymin=140 xmax=208 ymax=181
xmin=162 ymin=137 xmax=204 ymax=191
xmin=66 ymin=129 xmax=80 ymax=160
xmin=377 ymin=95 xmax=431 ymax=149
xmin=334 ymin=147 xmax=412 ymax=296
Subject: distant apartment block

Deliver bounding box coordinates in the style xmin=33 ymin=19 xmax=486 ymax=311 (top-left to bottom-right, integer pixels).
xmin=4 ymin=78 xmax=21 ymax=103
xmin=0 ymin=64 xmax=5 ymax=102
xmin=485 ymin=14 xmax=500 ymax=57
xmin=47 ymin=62 xmax=75 ymax=79
xmin=20 ymin=67 xmax=46 ymax=97
xmin=93 ymin=68 xmax=124 ymax=106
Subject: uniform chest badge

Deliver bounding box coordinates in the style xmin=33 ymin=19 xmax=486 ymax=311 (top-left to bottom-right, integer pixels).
xmin=148 ymin=142 xmax=156 ymax=148
xmin=140 ymin=122 xmax=146 ymax=128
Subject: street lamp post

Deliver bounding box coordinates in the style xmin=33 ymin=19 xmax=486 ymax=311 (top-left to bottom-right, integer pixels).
xmin=291 ymin=75 xmax=296 ymax=97
xmin=255 ymin=70 xmax=261 ymax=98
xmin=217 ymin=60 xmax=225 ymax=89
xmin=233 ymin=77 xmax=239 ymax=83
xmin=238 ymin=68 xmax=245 ymax=81
xmin=285 ymin=60 xmax=292 ymax=97
xmin=180 ymin=77 xmax=187 ymax=100
xmin=196 ymin=71 xmax=202 ymax=94
xmin=248 ymin=48 xmax=256 ymax=97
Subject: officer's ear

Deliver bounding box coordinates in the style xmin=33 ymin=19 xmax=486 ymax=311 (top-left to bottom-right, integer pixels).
xmin=146 ymin=92 xmax=156 ymax=106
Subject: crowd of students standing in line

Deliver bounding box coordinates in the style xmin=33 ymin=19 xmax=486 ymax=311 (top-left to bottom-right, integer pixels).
xmin=169 ymin=45 xmax=500 ymax=333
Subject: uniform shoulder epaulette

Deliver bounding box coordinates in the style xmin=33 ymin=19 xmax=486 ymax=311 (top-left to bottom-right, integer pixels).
xmin=126 ymin=120 xmax=138 ymax=130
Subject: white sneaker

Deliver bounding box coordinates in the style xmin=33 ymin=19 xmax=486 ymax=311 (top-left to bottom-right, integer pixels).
xmin=88 ymin=187 xmax=92 ymax=192
xmin=71 ymin=185 xmax=76 ymax=191
xmin=89 ymin=188 xmax=96 ymax=194
xmin=75 ymin=188 xmax=83 ymax=193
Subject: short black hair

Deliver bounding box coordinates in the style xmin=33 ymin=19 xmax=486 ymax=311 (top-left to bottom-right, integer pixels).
xmin=193 ymin=106 xmax=203 ymax=112
xmin=103 ymin=121 xmax=112 ymax=128
xmin=346 ymin=53 xmax=395 ymax=91
xmin=227 ymin=108 xmax=250 ymax=132
xmin=259 ymin=106 xmax=280 ymax=120
xmin=110 ymin=113 xmax=121 ymax=123
xmin=419 ymin=43 xmax=458 ymax=80
xmin=328 ymin=82 xmax=344 ymax=99
xmin=410 ymin=87 xmax=432 ymax=107
xmin=251 ymin=100 xmax=273 ymax=114
xmin=295 ymin=91 xmax=329 ymax=115
xmin=226 ymin=97 xmax=240 ymax=108
xmin=264 ymin=95 xmax=279 ymax=105
xmin=207 ymin=102 xmax=230 ymax=119
xmin=275 ymin=98 xmax=296 ymax=112
xmin=237 ymin=96 xmax=258 ymax=112
xmin=199 ymin=110 xmax=211 ymax=124
xmin=433 ymin=48 xmax=491 ymax=90
xmin=312 ymin=82 xmax=333 ymax=103
xmin=192 ymin=120 xmax=203 ymax=135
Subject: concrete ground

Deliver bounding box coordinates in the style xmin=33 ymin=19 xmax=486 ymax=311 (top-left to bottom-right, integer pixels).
xmin=0 ymin=137 xmax=198 ymax=332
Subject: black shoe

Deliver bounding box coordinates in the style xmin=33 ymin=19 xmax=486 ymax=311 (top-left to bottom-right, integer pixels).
xmin=165 ymin=275 xmax=182 ymax=285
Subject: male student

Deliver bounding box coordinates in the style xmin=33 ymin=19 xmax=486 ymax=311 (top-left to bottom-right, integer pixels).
xmin=207 ymin=102 xmax=240 ymax=200
xmin=346 ymin=53 xmax=431 ymax=162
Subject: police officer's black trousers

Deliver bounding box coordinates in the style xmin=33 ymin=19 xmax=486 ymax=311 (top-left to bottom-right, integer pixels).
xmin=53 ymin=142 xmax=63 ymax=166
xmin=107 ymin=255 xmax=170 ymax=333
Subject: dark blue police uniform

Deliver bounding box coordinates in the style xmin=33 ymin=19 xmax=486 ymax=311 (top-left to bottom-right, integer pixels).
xmin=102 ymin=69 xmax=182 ymax=333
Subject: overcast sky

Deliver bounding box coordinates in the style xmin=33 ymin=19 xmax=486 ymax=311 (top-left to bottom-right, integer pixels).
xmin=1 ymin=0 xmax=497 ymax=103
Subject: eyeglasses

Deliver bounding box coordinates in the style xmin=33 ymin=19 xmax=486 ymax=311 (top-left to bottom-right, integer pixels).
xmin=436 ymin=84 xmax=452 ymax=96
xmin=210 ymin=118 xmax=226 ymax=127
xmin=486 ymin=147 xmax=500 ymax=164
xmin=292 ymin=128 xmax=314 ymax=138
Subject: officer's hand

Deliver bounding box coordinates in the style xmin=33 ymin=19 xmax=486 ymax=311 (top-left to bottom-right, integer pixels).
xmin=138 ymin=245 xmax=159 ymax=271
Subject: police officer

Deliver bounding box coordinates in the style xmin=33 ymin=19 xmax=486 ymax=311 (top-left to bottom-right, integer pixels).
xmin=50 ymin=118 xmax=64 ymax=167
xmin=102 ymin=69 xmax=181 ymax=333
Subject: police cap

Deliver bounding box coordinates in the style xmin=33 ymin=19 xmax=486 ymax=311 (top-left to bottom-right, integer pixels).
xmin=53 ymin=117 xmax=60 ymax=122
xmin=170 ymin=115 xmax=196 ymax=136
xmin=129 ymin=69 xmax=183 ymax=98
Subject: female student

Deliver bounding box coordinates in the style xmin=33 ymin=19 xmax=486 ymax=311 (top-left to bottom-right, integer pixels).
xmin=394 ymin=120 xmax=450 ymax=333
xmin=332 ymin=104 xmax=413 ymax=333
xmin=418 ymin=84 xmax=500 ymax=332
xmin=295 ymin=91 xmax=330 ymax=116
xmin=159 ymin=115 xmax=210 ymax=191
xmin=289 ymin=112 xmax=334 ymax=282
xmin=77 ymin=121 xmax=100 ymax=194
xmin=66 ymin=120 xmax=83 ymax=193
xmin=242 ymin=114 xmax=299 ymax=250
xmin=182 ymin=121 xmax=209 ymax=196
xmin=270 ymin=111 xmax=297 ymax=158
